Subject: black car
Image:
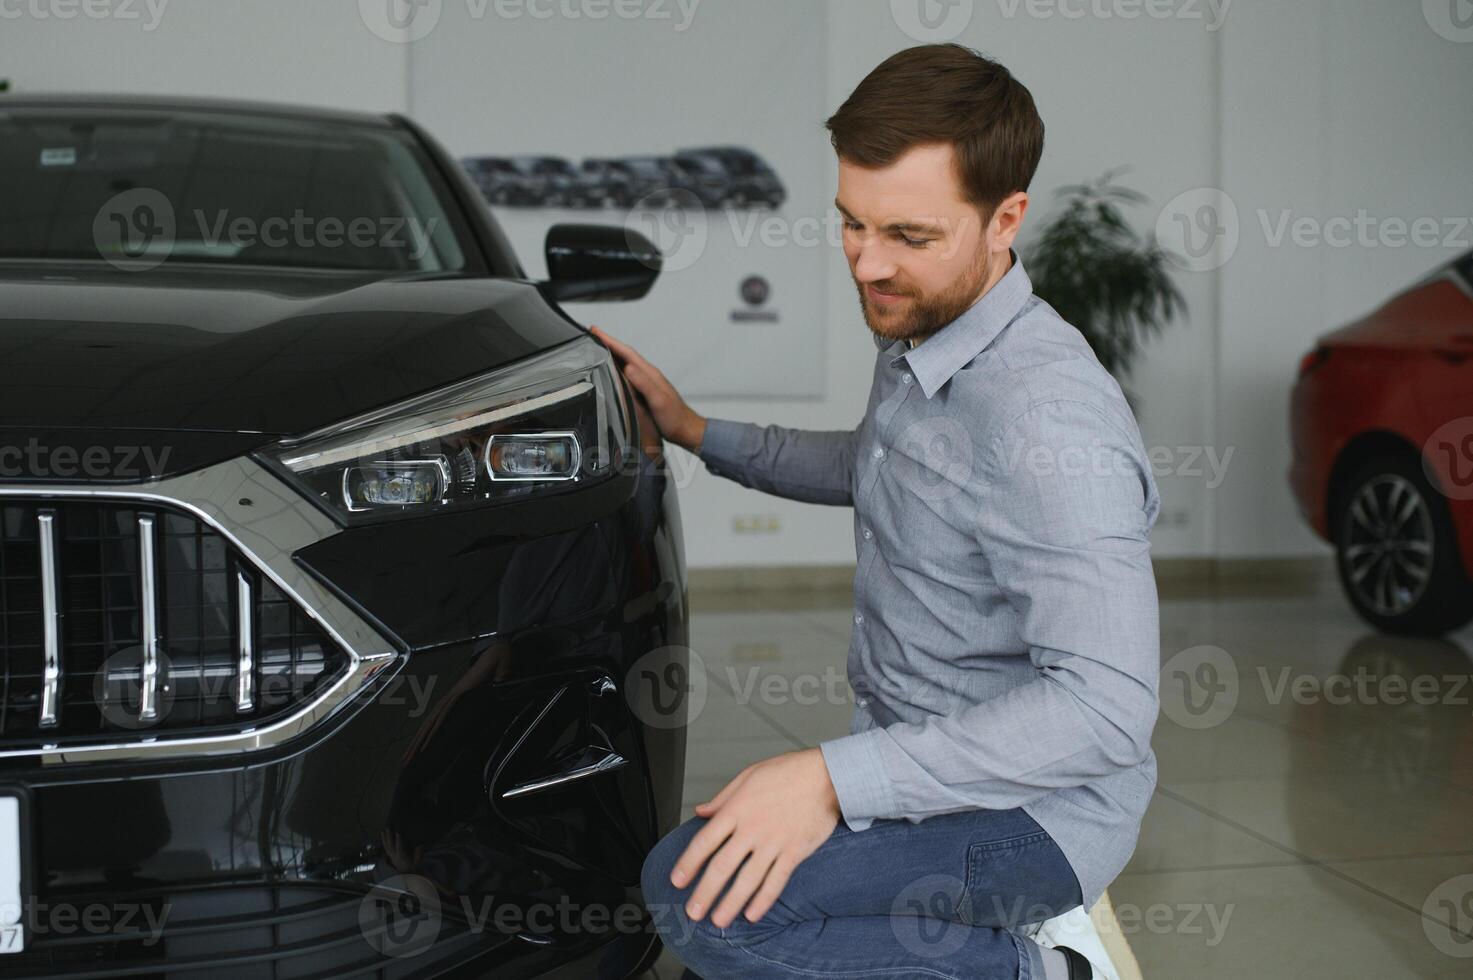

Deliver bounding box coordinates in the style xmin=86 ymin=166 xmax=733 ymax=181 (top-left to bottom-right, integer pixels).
xmin=674 ymin=147 xmax=786 ymax=209
xmin=462 ymin=156 xmax=586 ymax=209
xmin=459 ymin=156 xmax=542 ymax=207
xmin=606 ymin=157 xmax=701 ymax=210
xmin=0 ymin=95 xmax=689 ymax=978
xmin=576 ymin=160 xmax=636 ymax=209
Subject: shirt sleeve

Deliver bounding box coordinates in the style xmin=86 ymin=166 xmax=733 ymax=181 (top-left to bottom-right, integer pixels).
xmin=697 ymin=418 xmax=858 ymax=506
xmin=818 ymin=397 xmax=1161 ymax=827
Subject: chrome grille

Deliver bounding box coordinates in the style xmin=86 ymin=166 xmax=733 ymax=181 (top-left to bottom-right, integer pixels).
xmin=0 ymin=500 xmax=351 ymax=747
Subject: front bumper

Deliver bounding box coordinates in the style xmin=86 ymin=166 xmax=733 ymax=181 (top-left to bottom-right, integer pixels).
xmin=0 ymin=451 xmax=689 ymax=978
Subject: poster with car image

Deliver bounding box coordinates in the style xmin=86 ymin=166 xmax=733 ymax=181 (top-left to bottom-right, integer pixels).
xmin=408 ymin=0 xmax=828 ymax=400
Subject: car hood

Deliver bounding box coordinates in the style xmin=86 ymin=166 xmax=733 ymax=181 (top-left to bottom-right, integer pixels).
xmin=0 ymin=263 xmax=584 ymax=482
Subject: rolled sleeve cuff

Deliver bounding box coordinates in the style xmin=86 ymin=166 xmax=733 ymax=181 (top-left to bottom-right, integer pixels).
xmin=695 ymin=418 xmax=755 ymax=478
xmin=819 ymin=728 xmax=897 ymax=832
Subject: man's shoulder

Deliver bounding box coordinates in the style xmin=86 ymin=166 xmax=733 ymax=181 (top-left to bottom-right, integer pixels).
xmin=953 ymin=296 xmax=1132 ymax=432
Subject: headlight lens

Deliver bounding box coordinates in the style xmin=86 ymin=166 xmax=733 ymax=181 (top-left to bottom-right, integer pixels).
xmin=259 ymin=337 xmax=632 ymax=523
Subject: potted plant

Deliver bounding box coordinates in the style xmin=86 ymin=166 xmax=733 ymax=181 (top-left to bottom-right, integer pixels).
xmin=1025 ymin=169 xmax=1185 ymax=392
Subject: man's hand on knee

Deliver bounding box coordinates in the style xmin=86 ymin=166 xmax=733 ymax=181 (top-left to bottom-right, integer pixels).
xmin=671 ymin=748 xmax=841 ymax=929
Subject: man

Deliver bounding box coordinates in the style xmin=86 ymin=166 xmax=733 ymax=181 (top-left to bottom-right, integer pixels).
xmin=592 ymin=43 xmax=1160 ymax=980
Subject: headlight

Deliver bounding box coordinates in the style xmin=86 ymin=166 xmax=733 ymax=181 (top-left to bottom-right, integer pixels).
xmin=258 ymin=337 xmax=633 ymax=524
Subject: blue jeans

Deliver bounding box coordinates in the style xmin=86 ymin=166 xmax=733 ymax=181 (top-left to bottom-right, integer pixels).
xmin=640 ymin=806 xmax=1082 ymax=979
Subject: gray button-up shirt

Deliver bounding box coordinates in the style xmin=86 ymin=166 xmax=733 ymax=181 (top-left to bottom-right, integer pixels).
xmin=696 ymin=252 xmax=1161 ymax=911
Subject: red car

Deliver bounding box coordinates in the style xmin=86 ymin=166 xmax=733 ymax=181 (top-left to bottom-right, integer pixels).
xmin=1290 ymin=250 xmax=1473 ymax=635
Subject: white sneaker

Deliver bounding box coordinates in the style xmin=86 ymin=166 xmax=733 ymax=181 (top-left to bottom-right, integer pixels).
xmin=1024 ymin=904 xmax=1121 ymax=980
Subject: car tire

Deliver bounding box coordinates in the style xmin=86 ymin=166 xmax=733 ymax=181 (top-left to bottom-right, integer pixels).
xmin=1333 ymin=454 xmax=1473 ymax=635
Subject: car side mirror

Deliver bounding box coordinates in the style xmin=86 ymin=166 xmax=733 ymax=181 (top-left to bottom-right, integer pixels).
xmin=542 ymin=224 xmax=661 ymax=303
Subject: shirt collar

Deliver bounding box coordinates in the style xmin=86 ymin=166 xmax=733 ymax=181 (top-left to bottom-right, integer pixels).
xmin=871 ymin=250 xmax=1034 ymax=399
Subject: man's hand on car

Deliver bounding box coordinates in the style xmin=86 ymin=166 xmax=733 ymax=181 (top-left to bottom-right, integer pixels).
xmin=589 ymin=325 xmax=707 ymax=455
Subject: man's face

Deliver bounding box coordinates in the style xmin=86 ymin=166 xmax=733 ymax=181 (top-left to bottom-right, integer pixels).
xmin=836 ymin=143 xmax=1005 ymax=344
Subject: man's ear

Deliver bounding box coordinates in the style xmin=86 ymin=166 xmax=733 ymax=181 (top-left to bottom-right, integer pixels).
xmin=988 ymin=191 xmax=1029 ymax=253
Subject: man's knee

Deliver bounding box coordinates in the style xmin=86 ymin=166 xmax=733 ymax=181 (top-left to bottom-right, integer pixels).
xmin=641 ymin=816 xmax=700 ymax=910
xmin=641 ymin=817 xmax=717 ymax=957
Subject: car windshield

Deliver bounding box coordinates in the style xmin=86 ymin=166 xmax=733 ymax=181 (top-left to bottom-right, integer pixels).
xmin=0 ymin=107 xmax=476 ymax=272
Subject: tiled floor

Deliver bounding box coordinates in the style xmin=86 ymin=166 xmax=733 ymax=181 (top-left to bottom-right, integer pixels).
xmin=639 ymin=575 xmax=1473 ymax=978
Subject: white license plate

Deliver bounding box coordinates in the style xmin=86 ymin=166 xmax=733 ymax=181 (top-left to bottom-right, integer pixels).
xmin=0 ymin=792 xmax=25 ymax=954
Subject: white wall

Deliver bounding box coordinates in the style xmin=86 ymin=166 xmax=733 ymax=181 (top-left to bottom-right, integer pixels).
xmin=1215 ymin=0 xmax=1473 ymax=557
xmin=0 ymin=0 xmax=408 ymax=112
xmin=4 ymin=0 xmax=1469 ymax=568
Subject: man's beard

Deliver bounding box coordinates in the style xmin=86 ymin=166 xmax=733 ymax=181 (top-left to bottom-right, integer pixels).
xmin=856 ymin=243 xmax=992 ymax=345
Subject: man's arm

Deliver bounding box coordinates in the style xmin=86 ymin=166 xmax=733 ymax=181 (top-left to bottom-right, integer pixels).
xmin=818 ymin=397 xmax=1161 ymax=826
xmin=698 ymin=419 xmax=858 ymax=506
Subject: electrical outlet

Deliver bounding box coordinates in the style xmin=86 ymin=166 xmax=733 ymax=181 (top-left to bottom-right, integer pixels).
xmin=732 ymin=513 xmax=781 ymax=534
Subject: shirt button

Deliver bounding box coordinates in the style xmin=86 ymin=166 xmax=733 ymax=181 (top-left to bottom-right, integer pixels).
xmin=862 ymin=527 xmax=873 ymax=540
xmin=854 ymin=613 xmax=864 ymax=625
xmin=872 ymin=447 xmax=884 ymax=460
xmin=901 ymin=372 xmax=913 ymax=385
xmin=856 ymin=696 xmax=870 ymax=708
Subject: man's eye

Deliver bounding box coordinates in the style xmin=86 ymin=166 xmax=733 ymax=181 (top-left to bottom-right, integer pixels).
xmin=844 ymin=221 xmax=864 ymax=232
xmin=900 ymin=236 xmax=932 ymax=249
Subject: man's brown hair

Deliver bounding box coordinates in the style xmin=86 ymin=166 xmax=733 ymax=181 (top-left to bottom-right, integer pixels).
xmin=825 ymin=44 xmax=1045 ymax=221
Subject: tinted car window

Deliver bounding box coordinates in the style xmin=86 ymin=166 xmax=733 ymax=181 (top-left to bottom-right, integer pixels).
xmin=0 ymin=108 xmax=475 ymax=272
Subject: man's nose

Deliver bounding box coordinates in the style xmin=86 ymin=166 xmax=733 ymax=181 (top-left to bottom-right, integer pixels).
xmin=852 ymin=246 xmax=897 ymax=284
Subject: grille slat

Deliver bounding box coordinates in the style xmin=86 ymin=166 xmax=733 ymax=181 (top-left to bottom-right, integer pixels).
xmin=37 ymin=509 xmax=60 ymax=728
xmin=0 ymin=501 xmax=350 ymax=749
xmin=138 ymin=513 xmax=160 ymax=723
